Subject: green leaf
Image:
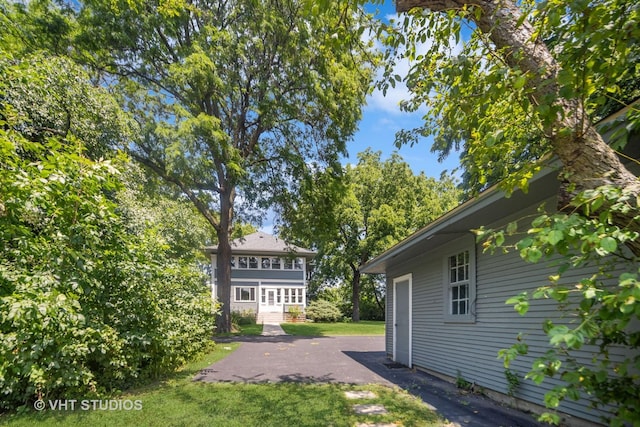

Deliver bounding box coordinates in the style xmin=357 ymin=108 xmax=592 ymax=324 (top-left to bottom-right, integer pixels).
xmin=547 ymin=229 xmax=564 ymax=245
xmin=599 ymin=236 xmax=617 ymax=253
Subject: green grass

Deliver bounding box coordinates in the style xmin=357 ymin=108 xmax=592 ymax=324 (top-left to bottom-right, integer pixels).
xmin=1 ymin=342 xmax=444 ymax=427
xmin=281 ymin=320 xmax=385 ymax=336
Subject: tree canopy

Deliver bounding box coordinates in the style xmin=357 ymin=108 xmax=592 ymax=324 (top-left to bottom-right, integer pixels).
xmin=281 ymin=149 xmax=460 ymax=321
xmin=76 ymin=0 xmax=375 ymax=332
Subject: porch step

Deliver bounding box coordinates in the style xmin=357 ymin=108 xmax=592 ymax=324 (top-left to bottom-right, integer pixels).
xmin=258 ymin=312 xmax=284 ymax=324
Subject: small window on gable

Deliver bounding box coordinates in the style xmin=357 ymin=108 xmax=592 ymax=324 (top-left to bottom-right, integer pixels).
xmin=443 ymin=246 xmax=475 ymax=323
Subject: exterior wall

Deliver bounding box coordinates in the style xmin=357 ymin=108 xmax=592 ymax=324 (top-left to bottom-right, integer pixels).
xmin=231 ymin=269 xmax=304 ymax=281
xmin=212 ymin=253 xmax=309 ymax=314
xmin=385 ymin=197 xmax=633 ymax=424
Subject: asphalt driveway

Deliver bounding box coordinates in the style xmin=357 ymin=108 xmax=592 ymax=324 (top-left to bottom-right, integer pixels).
xmin=195 ymin=335 xmax=543 ymax=427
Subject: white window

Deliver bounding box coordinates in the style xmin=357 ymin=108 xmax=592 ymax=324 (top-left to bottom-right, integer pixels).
xmin=261 ymin=257 xmax=271 ymax=269
xmin=234 ymin=287 xmax=256 ymax=302
xmin=283 ymin=258 xmax=293 ymax=270
xmin=443 ymin=245 xmax=475 ymax=323
xmin=284 ymin=288 xmax=290 ymax=303
xmin=248 ymin=257 xmax=258 ymax=269
xmin=238 ymin=256 xmax=248 ymax=269
xmin=261 ymin=288 xmax=266 ymax=303
xmin=294 ymin=258 xmax=303 ymax=270
xmin=230 ymin=257 xmax=236 ymax=269
xmin=271 ymin=257 xmax=281 ymax=270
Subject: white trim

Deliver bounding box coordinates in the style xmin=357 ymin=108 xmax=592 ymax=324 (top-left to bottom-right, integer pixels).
xmin=442 ymin=238 xmax=476 ymax=323
xmin=392 ymin=273 xmax=412 ymax=368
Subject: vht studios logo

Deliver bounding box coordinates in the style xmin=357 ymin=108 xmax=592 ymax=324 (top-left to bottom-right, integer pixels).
xmin=34 ymin=399 xmax=143 ymax=411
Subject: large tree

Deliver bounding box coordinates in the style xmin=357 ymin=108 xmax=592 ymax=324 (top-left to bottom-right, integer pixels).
xmin=383 ymin=0 xmax=639 ymax=252
xmin=281 ymin=149 xmax=460 ymax=321
xmin=76 ymin=0 xmax=374 ymax=332
xmin=372 ymin=0 xmax=639 ymax=423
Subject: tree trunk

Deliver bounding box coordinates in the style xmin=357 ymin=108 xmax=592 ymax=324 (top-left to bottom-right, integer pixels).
xmin=396 ymin=0 xmax=640 ymax=256
xmin=215 ymin=182 xmax=235 ymax=333
xmin=352 ymin=268 xmax=361 ymax=322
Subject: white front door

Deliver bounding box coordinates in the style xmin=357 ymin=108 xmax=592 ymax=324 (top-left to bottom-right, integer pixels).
xmin=261 ymin=288 xmax=281 ymax=313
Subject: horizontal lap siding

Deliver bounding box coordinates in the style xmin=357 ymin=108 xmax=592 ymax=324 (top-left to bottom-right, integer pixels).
xmin=386 ymin=199 xmax=633 ymax=424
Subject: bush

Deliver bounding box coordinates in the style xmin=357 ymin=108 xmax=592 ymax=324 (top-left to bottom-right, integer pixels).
xmin=231 ymin=309 xmax=256 ymax=327
xmin=0 ymin=134 xmax=216 ymax=410
xmin=305 ymin=299 xmax=342 ymax=322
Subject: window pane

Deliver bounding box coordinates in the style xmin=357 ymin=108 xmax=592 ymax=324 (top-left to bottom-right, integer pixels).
xmin=452 ymin=302 xmax=458 ymax=315
xmin=250 ymin=288 xmax=255 ymax=301
xmin=272 ymin=258 xmax=281 ymax=269
xmin=230 ymin=257 xmax=236 ymax=268
xmin=235 ymin=288 xmax=240 ymax=300
xmin=261 ymin=288 xmax=266 ymax=303
xmin=239 ymin=257 xmax=248 ymax=268
xmin=261 ymin=257 xmax=270 ymax=269
xmin=249 ymin=257 xmax=258 ymax=268
xmin=458 ymin=266 xmax=465 ymax=281
xmin=452 ymin=286 xmax=458 ymax=300
xmin=284 ymin=289 xmax=289 ymax=303
xmin=284 ymin=259 xmax=293 ymax=269
xmin=294 ymin=258 xmax=303 ymax=270
xmin=460 ymin=300 xmax=467 ymax=315
xmin=460 ymin=284 xmax=467 ymax=299
xmin=450 ymin=268 xmax=457 ymax=283
xmin=297 ymin=291 xmax=303 ymax=303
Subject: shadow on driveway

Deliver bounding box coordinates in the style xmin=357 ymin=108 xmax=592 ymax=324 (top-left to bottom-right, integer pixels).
xmin=343 ymin=350 xmax=544 ymax=427
xmin=197 ymin=335 xmax=543 ymax=427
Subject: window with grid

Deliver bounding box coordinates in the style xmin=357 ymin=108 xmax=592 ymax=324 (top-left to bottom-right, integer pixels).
xmin=449 ymin=250 xmax=470 ymax=315
xmin=234 ymin=287 xmax=256 ymax=302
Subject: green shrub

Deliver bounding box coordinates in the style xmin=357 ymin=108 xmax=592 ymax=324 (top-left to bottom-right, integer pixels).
xmin=231 ymin=309 xmax=256 ymax=327
xmin=0 ymin=131 xmax=216 ymax=410
xmin=305 ymin=299 xmax=342 ymax=322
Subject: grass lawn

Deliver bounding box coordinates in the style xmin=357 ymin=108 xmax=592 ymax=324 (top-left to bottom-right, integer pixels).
xmin=281 ymin=320 xmax=385 ymax=336
xmin=1 ymin=342 xmax=444 ymax=427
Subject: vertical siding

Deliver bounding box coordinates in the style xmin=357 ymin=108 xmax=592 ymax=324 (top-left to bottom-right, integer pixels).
xmin=385 ymin=199 xmax=634 ymax=425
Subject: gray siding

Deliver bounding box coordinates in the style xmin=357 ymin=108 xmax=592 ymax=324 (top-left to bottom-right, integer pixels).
xmin=231 ymin=269 xmax=304 ymax=281
xmin=386 ymin=199 xmax=632 ymax=424
xmin=385 ymin=277 xmax=393 ymax=356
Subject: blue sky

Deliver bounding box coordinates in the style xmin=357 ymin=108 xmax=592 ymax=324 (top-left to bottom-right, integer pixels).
xmin=262 ymin=1 xmax=462 ymax=234
xmin=343 ymin=1 xmax=462 ymax=180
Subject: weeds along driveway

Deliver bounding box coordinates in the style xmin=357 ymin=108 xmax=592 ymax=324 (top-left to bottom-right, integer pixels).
xmin=195 ymin=335 xmax=391 ymax=385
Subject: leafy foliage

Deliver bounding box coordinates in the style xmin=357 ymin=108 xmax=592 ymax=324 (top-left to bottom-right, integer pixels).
xmin=75 ymin=0 xmax=375 ymax=332
xmin=281 ymin=149 xmax=460 ymax=320
xmin=480 ymin=185 xmax=640 ymax=425
xmin=305 ymin=300 xmax=343 ymax=323
xmin=0 ymin=54 xmax=215 ymax=411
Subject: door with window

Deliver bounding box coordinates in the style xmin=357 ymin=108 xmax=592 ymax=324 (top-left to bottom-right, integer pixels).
xmin=261 ymin=288 xmax=282 ymax=312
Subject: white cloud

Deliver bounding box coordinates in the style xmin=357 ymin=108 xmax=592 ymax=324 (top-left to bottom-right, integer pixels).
xmin=366 ymin=13 xmax=463 ymax=116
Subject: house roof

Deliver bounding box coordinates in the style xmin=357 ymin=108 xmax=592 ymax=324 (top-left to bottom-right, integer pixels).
xmin=204 ymin=231 xmax=316 ymax=259
xmin=360 ymin=161 xmax=561 ymax=274
xmin=361 ymin=103 xmax=640 ymax=275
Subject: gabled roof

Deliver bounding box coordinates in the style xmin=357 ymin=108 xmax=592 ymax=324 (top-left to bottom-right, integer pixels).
xmin=360 ymin=162 xmax=561 ymax=274
xmin=204 ymin=231 xmax=316 ymax=259
xmin=361 ymin=104 xmax=640 ymax=275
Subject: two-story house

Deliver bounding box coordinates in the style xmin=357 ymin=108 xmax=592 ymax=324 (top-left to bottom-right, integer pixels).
xmin=205 ymin=231 xmax=315 ymax=322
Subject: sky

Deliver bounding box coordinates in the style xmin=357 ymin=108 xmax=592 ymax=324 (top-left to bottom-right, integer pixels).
xmin=262 ymin=1 xmax=462 ymax=234
xmin=344 ymin=1 xmax=462 ymax=180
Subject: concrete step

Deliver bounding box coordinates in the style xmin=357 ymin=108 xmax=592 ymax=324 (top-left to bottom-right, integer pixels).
xmin=258 ymin=312 xmax=284 ymax=324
